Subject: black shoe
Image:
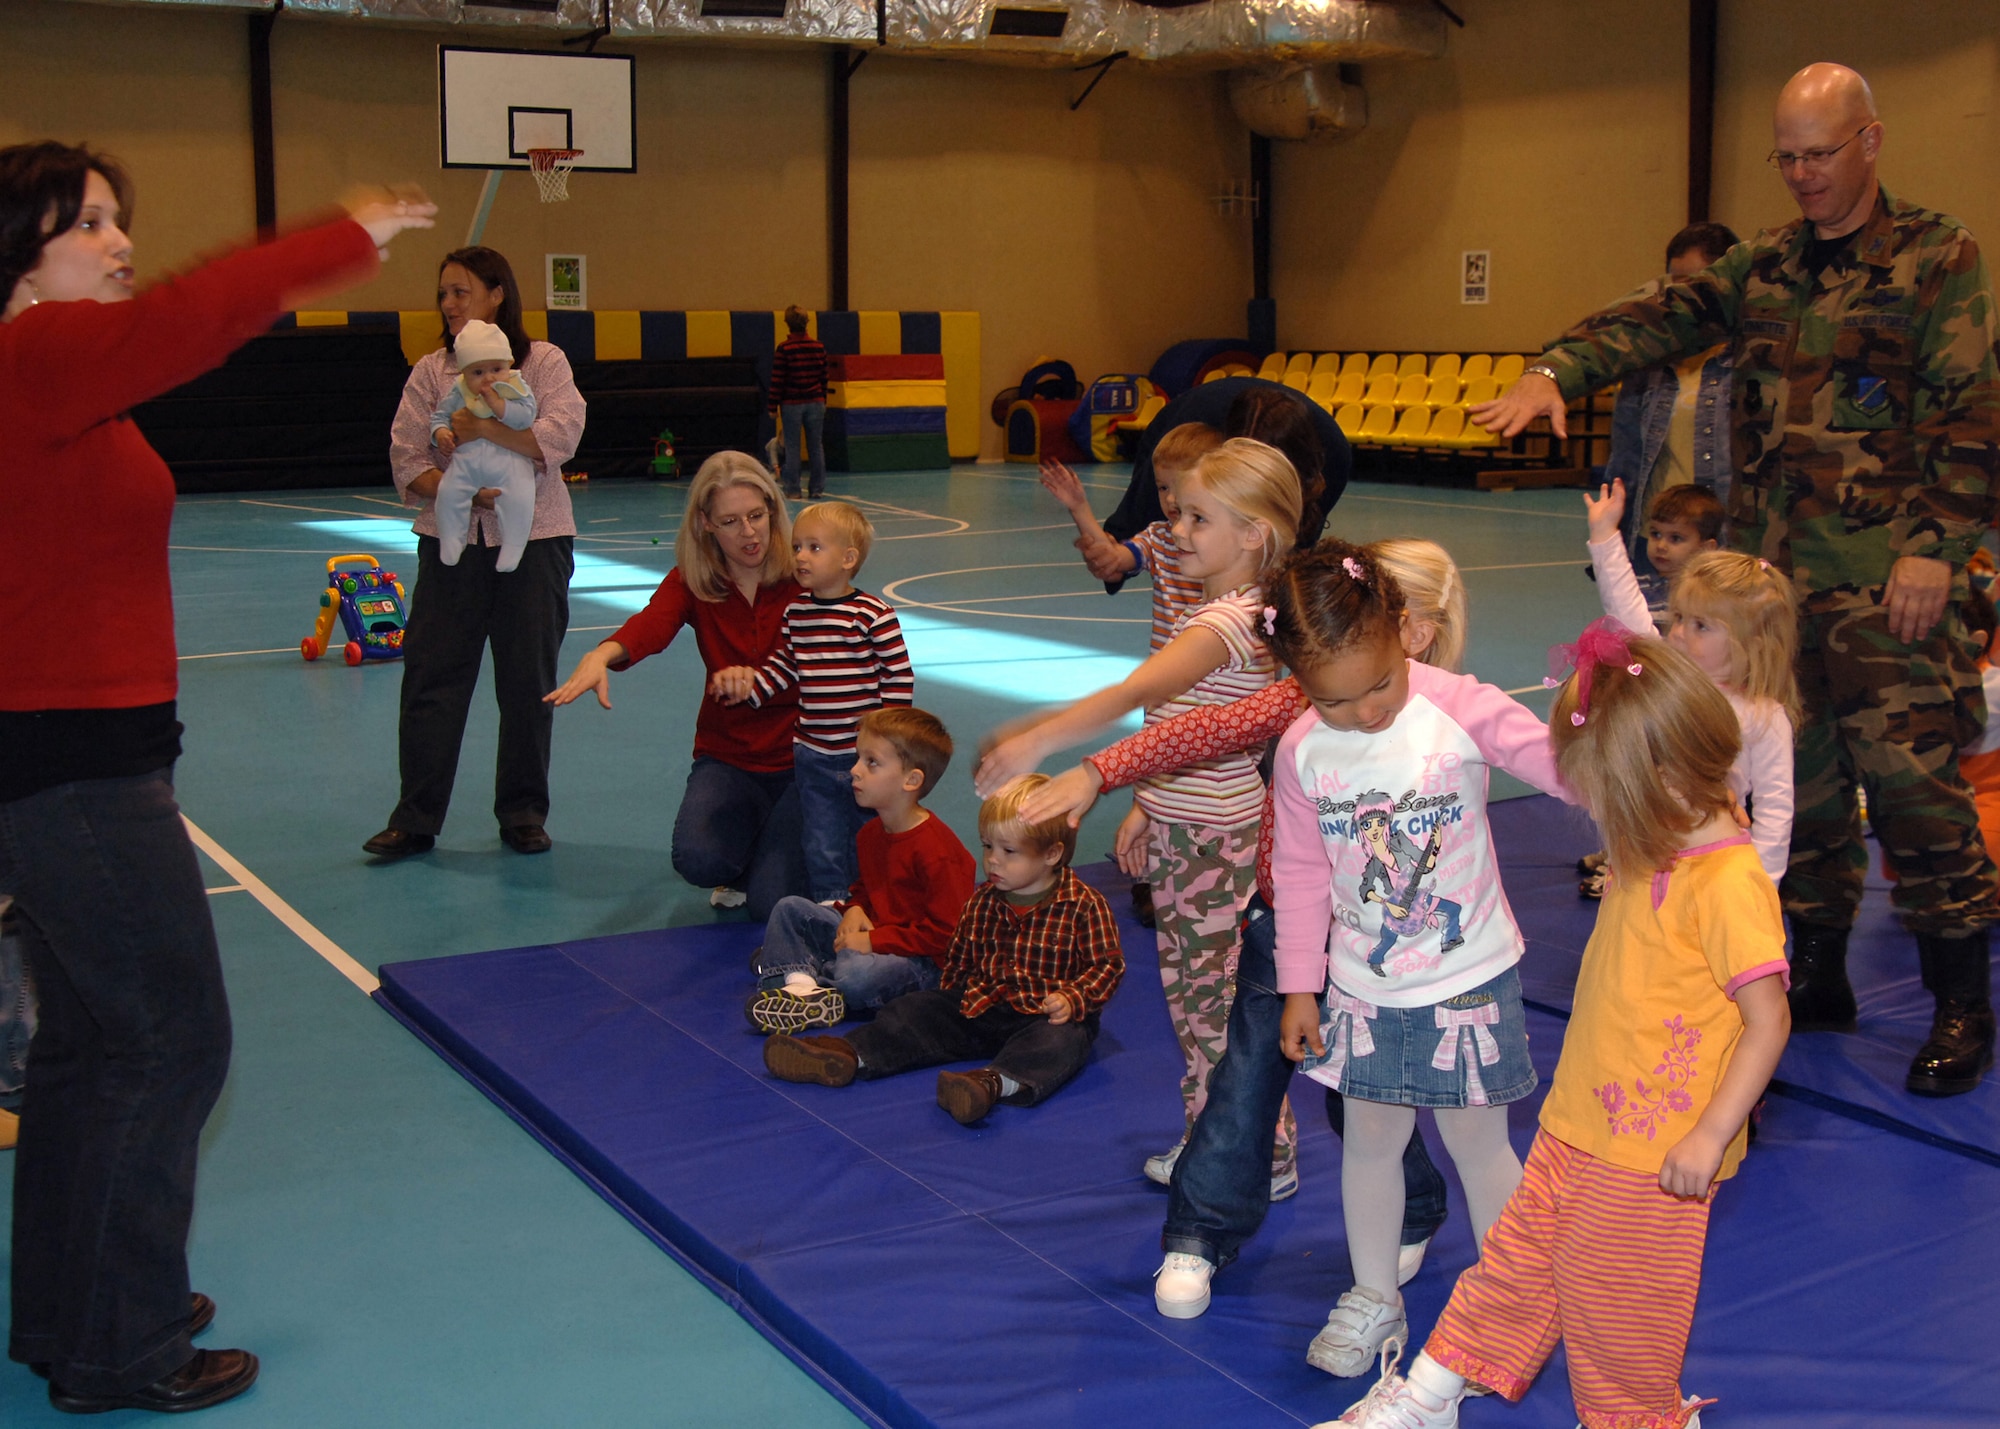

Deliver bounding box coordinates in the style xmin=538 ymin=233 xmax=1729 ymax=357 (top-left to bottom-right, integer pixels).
xmin=33 ymin=1295 xmax=216 ymax=1381
xmin=362 ymin=827 xmax=434 ymax=859
xmin=1907 ymin=930 xmax=1996 ymax=1097
xmin=1131 ymin=881 xmax=1157 ymax=930
xmin=499 ymin=824 xmax=552 ymax=855
xmin=807 ymin=486 xmax=825 ymax=499
xmin=1786 ymin=921 xmax=1858 ymax=1033
xmin=49 ymin=1348 xmax=258 ymax=1415
xmin=782 ymin=485 xmax=802 ymax=499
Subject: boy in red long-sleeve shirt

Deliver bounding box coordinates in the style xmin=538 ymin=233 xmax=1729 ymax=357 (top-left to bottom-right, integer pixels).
xmin=748 ymin=708 xmax=975 ymax=1032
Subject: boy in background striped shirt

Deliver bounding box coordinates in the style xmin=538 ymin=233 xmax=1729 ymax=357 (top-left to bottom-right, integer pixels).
xmin=769 ymin=305 xmax=829 ymax=498
xmin=711 ymin=500 xmax=913 ymax=902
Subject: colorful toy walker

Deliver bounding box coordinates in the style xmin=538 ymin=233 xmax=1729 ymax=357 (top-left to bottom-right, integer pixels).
xmin=302 ymin=553 xmax=408 ymax=666
xmin=650 ymin=427 xmax=681 ymax=479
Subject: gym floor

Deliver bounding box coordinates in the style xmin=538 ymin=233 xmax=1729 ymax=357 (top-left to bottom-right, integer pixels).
xmin=0 ymin=464 xmax=1605 ymax=1427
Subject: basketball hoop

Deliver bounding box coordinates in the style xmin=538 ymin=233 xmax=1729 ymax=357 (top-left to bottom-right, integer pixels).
xmin=526 ymin=148 xmax=583 ymax=203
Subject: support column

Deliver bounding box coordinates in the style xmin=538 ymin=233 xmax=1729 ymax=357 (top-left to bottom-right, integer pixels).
xmin=249 ymin=4 xmax=281 ymax=237
xmin=1248 ymin=133 xmax=1276 ymax=354
xmin=1687 ymin=0 xmax=1717 ymax=223
xmin=828 ymin=47 xmax=851 ymax=311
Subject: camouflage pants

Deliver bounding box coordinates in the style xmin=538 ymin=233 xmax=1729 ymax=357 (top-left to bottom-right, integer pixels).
xmin=1149 ymin=818 xmax=1297 ymax=1172
xmin=1783 ymin=604 xmax=2000 ymax=934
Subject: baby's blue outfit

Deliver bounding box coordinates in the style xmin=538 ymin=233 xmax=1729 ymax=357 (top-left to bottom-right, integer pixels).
xmin=430 ymin=370 xmax=538 ymax=572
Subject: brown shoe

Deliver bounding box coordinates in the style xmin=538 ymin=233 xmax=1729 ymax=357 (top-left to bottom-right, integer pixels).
xmin=763 ymin=1034 xmax=858 ymax=1087
xmin=49 ymin=1348 xmax=259 ymax=1415
xmin=937 ymin=1067 xmax=1005 ymax=1125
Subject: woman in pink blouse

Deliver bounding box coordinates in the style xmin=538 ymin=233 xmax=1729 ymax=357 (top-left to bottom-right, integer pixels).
xmin=364 ymin=246 xmax=586 ymax=860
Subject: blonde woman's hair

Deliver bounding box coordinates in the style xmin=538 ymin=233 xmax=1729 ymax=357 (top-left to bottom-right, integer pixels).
xmin=1182 ymin=437 xmax=1302 ymax=580
xmin=1370 ymin=538 xmax=1466 ymax=673
xmin=1550 ymin=635 xmax=1741 ymax=879
xmin=676 ymin=451 xmax=794 ymax=602
xmin=1669 ymin=551 xmax=1800 ymax=725
xmin=979 ymin=773 xmax=1078 ymax=866
xmin=796 ymin=500 xmax=875 ymax=572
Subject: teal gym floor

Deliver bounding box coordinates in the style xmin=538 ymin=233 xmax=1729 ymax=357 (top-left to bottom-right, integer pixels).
xmin=0 ymin=465 xmax=1605 ymax=1427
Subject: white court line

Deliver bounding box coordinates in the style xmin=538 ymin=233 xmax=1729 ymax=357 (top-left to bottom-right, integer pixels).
xmin=239 ymin=498 xmax=406 ymax=521
xmin=181 ymin=646 xmax=298 ymax=661
xmin=1345 ymin=493 xmax=1586 ymax=521
xmin=205 ymin=883 xmax=247 ymax=895
xmin=182 ymin=817 xmax=379 ymax=995
xmin=882 ymin=562 xmax=1147 ymax=624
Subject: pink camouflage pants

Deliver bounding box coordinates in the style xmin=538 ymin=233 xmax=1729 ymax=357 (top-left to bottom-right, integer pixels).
xmin=1149 ymin=818 xmax=1297 ymax=1173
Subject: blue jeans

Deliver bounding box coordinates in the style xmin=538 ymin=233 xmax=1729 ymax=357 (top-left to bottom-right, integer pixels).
xmin=781 ymin=401 xmax=827 ymax=496
xmin=1163 ymin=893 xmax=1449 ymax=1270
xmin=0 ymin=895 xmax=33 ymax=1107
xmin=671 ymin=756 xmax=808 ymax=922
xmin=792 ymin=744 xmax=873 ymax=903
xmin=754 ymin=896 xmax=942 ymax=1011
xmin=0 ymin=770 xmax=232 ymax=1393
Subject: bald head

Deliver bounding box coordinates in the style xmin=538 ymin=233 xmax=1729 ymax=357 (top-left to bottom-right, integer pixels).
xmin=1772 ymin=63 xmax=1883 ymax=238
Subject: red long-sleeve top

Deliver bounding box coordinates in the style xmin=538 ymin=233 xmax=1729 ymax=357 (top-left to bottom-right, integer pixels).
xmin=840 ymin=813 xmax=977 ymax=964
xmin=0 ymin=217 xmax=378 ymax=712
xmin=607 ymin=567 xmax=803 ymax=773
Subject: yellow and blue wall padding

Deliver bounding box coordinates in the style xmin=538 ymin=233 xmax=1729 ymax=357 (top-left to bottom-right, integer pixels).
xmin=281 ymin=308 xmax=981 ymax=462
xmin=825 ymin=355 xmax=949 ymax=473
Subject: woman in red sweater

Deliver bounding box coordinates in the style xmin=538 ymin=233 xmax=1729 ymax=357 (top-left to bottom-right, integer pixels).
xmin=547 ymin=451 xmax=809 ymax=917
xmin=0 ymin=141 xmax=432 ymax=1415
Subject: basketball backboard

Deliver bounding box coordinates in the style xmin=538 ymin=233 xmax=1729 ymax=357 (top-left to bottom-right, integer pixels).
xmin=439 ymin=46 xmax=636 ymax=172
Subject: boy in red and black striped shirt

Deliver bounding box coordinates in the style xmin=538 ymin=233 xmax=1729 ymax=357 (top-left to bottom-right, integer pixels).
xmin=769 ymin=304 xmax=828 ymax=497
xmin=763 ymin=774 xmax=1125 ymax=1125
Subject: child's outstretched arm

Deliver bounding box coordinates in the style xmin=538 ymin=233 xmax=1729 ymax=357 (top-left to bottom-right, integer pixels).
xmin=972 ymin=623 xmax=1231 ymax=794
xmin=1415 ymin=665 xmax=1573 ymax=803
xmin=1583 ymin=480 xmax=1653 ymax=635
xmin=1040 ymin=459 xmax=1135 ymax=582
xmin=1738 ymin=702 xmax=1795 ymax=884
xmin=1659 ymin=973 xmax=1789 ymax=1198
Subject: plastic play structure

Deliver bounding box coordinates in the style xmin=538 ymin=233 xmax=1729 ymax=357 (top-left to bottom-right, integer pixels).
xmin=302 ymin=554 xmax=408 ymax=666
xmin=1000 ymin=359 xmax=1087 ymax=464
xmin=650 ymin=427 xmax=681 ymax=479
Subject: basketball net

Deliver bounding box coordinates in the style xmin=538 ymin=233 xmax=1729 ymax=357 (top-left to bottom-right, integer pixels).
xmin=526 ymin=148 xmax=583 ymax=203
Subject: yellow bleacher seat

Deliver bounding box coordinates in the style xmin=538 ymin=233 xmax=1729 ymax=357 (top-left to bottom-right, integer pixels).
xmin=1425 ymin=406 xmax=1468 ymax=446
xmin=1460 ymin=354 xmax=1494 ymax=383
xmin=1203 ymin=369 xmax=1229 ymax=383
xmin=1335 ymin=402 xmax=1365 ymax=438
xmin=1424 ymin=374 xmax=1461 ymax=408
xmin=1310 ymin=352 xmax=1343 ymax=380
xmin=1284 ymin=371 xmax=1310 ymax=392
xmin=1392 ymin=374 xmax=1428 ymax=408
xmin=1396 ymin=353 xmax=1428 ymax=380
xmin=1362 ymin=374 xmax=1399 ymax=407
xmin=1283 ymin=352 xmax=1314 ymax=384
xmin=1366 ymin=353 xmax=1398 ymax=380
xmin=1306 ymin=373 xmax=1339 ymax=411
xmin=1387 ymin=406 xmax=1432 ymax=446
xmin=1256 ymin=353 xmax=1287 ymax=382
xmin=1332 ymin=372 xmax=1367 ymax=407
xmin=1339 ymin=353 xmax=1370 ymax=380
xmin=1358 ymin=404 xmax=1397 ymax=444
xmin=1429 ymin=353 xmax=1462 ymax=385
xmin=1462 ymin=376 xmax=1501 ymax=406
xmin=1223 ymin=363 xmax=1254 ymax=378
xmin=1492 ymin=354 xmax=1526 ymax=384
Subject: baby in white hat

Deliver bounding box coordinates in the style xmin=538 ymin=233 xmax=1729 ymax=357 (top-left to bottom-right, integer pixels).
xmin=429 ymin=318 xmax=539 ymax=572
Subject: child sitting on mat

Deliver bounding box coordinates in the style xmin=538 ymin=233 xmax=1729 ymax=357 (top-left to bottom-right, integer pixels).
xmin=429 ymin=318 xmax=538 ymax=573
xmin=1328 ymin=624 xmax=1790 ymax=1429
xmin=761 ymin=774 xmax=1124 ymax=1126
xmin=745 ymin=708 xmax=977 ymax=1034
xmin=711 ymin=500 xmax=914 ymax=903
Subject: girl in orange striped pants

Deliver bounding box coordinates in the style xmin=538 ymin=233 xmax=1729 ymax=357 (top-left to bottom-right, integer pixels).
xmin=1326 ymin=624 xmax=1791 ymax=1429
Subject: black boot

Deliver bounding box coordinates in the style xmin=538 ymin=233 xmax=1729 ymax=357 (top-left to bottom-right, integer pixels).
xmin=1906 ymin=929 xmax=1996 ymax=1098
xmin=1787 ymin=921 xmax=1858 ymax=1033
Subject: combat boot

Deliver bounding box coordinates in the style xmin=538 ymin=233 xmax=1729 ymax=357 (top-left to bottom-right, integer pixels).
xmin=1787 ymin=921 xmax=1858 ymax=1033
xmin=1907 ymin=930 xmax=1996 ymax=1098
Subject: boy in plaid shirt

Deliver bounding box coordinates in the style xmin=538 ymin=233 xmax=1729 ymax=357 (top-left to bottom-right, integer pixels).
xmin=762 ymin=774 xmax=1125 ymax=1125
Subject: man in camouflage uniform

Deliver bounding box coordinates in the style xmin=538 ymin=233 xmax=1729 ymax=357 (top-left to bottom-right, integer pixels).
xmin=1478 ymin=63 xmax=1998 ymax=1097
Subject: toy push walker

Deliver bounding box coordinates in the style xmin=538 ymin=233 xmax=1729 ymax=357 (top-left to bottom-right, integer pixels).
xmin=302 ymin=554 xmax=408 ymax=666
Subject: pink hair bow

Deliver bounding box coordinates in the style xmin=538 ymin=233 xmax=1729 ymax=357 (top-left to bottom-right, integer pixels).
xmin=1544 ymin=617 xmax=1643 ymax=726
xmin=1342 ymin=556 xmax=1367 ymax=583
xmin=1262 ymin=605 xmax=1278 ymax=636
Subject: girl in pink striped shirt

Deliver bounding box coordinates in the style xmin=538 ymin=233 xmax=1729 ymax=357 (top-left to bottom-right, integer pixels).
xmin=976 ymin=438 xmax=1300 ymax=1178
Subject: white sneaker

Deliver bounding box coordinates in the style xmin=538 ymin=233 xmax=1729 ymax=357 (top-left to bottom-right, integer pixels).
xmin=1396 ymin=1237 xmax=1429 ymax=1286
xmin=1270 ymin=1163 xmax=1300 ymax=1202
xmin=1312 ymin=1339 xmax=1458 ymax=1428
xmin=1143 ymin=1140 xmax=1186 ymax=1185
xmin=1153 ymin=1252 xmax=1213 ymax=1319
xmin=710 ymin=886 xmax=747 ymax=909
xmin=1306 ymin=1286 xmax=1408 ymax=1378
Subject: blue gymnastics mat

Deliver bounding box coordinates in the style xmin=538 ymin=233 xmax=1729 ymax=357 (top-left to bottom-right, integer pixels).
xmin=377 ymin=843 xmax=2000 ymax=1428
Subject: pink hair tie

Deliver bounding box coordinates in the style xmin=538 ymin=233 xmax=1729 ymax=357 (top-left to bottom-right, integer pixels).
xmin=1342 ymin=556 xmax=1367 ymax=583
xmin=1262 ymin=605 xmax=1278 ymax=636
xmin=1546 ymin=617 xmax=1642 ymax=725
xmin=1757 ymin=558 xmax=1773 ymax=571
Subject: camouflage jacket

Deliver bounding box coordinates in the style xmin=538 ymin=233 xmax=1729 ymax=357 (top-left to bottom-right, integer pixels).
xmin=1539 ymin=187 xmax=2000 ymax=613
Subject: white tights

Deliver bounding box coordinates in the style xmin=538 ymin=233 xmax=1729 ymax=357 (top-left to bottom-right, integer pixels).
xmin=1340 ymin=1100 xmax=1523 ymax=1301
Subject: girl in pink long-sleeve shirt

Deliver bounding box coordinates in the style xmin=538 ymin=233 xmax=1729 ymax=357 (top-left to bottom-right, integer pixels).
xmin=1268 ymin=541 xmax=1570 ymax=1382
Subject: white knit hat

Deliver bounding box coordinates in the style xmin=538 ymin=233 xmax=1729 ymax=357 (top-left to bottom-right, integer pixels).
xmin=453 ymin=319 xmax=513 ymax=368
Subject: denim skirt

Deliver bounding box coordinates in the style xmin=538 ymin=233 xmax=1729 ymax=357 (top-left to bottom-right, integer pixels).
xmin=1300 ymin=965 xmax=1536 ymax=1109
